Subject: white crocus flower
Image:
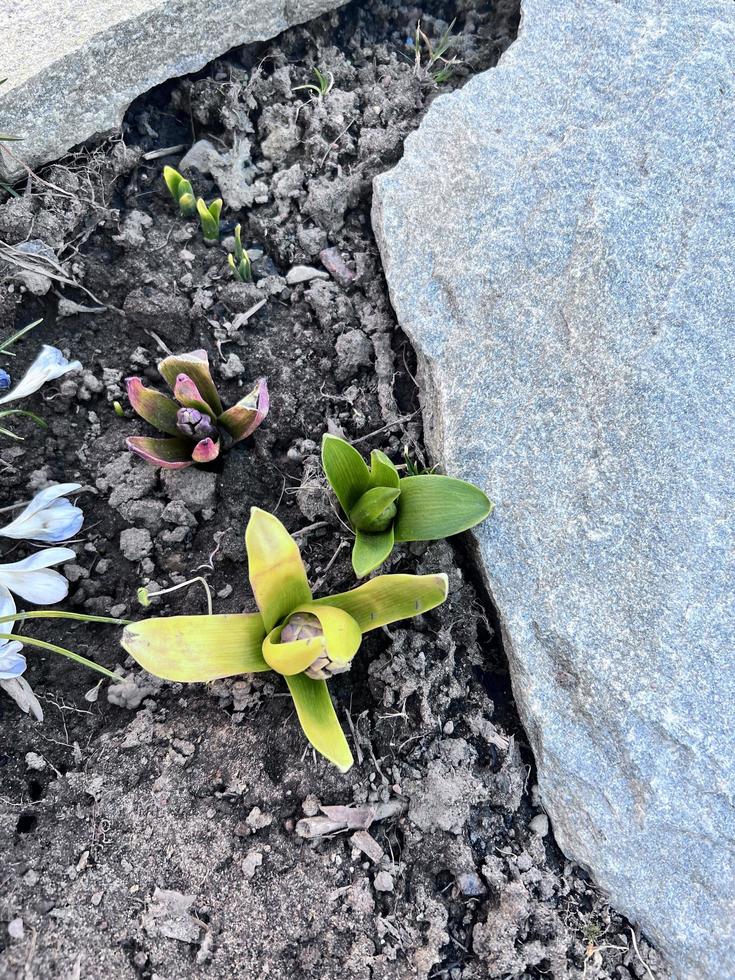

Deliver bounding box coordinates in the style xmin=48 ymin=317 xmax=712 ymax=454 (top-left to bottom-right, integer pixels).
xmin=0 ymin=483 xmax=84 ymax=543
xmin=0 ymin=345 xmax=82 ymax=405
xmin=0 ymin=589 xmax=43 ymax=721
xmin=0 ymin=548 xmax=76 ymax=604
xmin=0 ymin=589 xmax=25 ymax=679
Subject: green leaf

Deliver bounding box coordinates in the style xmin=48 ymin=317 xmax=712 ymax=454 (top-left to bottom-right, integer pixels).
xmin=285 ymin=673 xmax=354 ymax=772
xmin=178 ymin=192 xmax=197 ymax=218
xmin=313 ymin=572 xmax=449 ymax=632
xmin=245 ymin=508 xmax=312 ymax=632
xmin=0 ymin=632 xmax=119 ymax=679
xmin=196 ymin=197 xmax=221 ymax=241
xmin=163 ymin=165 xmax=183 ymax=200
xmin=352 ymin=527 xmax=395 ymax=578
xmin=368 ymin=449 xmax=400 ymax=489
xmin=321 ymin=434 xmax=370 ymax=514
xmin=158 ymin=349 xmax=223 ymax=415
xmin=348 ymin=486 xmax=400 ymax=533
xmin=393 ymin=475 xmax=492 ymax=542
xmin=126 ymin=377 xmax=181 ymax=435
xmin=121 ymin=613 xmax=268 ymax=682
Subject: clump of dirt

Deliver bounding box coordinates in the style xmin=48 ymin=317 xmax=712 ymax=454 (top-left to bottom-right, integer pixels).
xmin=0 ymin=2 xmax=667 ymax=978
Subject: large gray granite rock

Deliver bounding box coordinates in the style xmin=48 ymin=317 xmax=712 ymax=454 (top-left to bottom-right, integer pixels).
xmin=373 ymin=2 xmax=735 ymax=977
xmin=0 ymin=0 xmax=345 ymax=179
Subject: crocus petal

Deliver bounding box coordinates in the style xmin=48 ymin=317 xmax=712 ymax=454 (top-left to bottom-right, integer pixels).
xmin=158 ymin=350 xmax=222 ymax=415
xmin=0 ymin=586 xmax=16 ymax=637
xmin=218 ymin=378 xmax=269 ymax=443
xmin=172 ymin=374 xmax=216 ymax=417
xmin=0 ymin=483 xmax=83 ymax=543
xmin=191 ymin=437 xmax=220 ymax=464
xmin=0 ymin=642 xmax=26 ymax=679
xmin=126 ymin=436 xmax=194 ymax=469
xmin=126 ymin=377 xmax=181 ymax=436
xmin=0 ymin=676 xmax=43 ymax=719
xmin=0 ymin=547 xmax=75 ymax=604
xmin=0 ymin=345 xmax=82 ymax=405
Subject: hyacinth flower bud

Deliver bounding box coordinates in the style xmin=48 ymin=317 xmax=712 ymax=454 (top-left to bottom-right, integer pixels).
xmin=278 ymin=611 xmax=352 ymax=681
xmin=176 ymin=407 xmax=218 ymax=441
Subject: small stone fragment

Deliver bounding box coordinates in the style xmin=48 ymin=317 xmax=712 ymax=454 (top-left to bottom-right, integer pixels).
xmin=529 ymin=814 xmax=549 ymax=837
xmin=25 ymin=752 xmax=46 ymax=771
xmin=373 ymin=871 xmax=394 ymax=893
xmin=242 ymin=851 xmax=263 ymax=880
xmin=319 ymin=246 xmax=356 ymax=288
xmin=350 ymin=830 xmax=384 ymax=864
xmin=286 ymin=265 xmax=329 ymax=285
xmin=119 ymin=527 xmax=153 ymax=561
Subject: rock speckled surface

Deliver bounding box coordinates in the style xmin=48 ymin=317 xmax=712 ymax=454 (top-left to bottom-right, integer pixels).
xmin=0 ymin=0 xmax=346 ymax=178
xmin=373 ymin=2 xmax=735 ymax=977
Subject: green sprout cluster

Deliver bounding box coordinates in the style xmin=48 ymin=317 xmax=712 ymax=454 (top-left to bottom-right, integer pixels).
xmin=163 ymin=165 xmax=222 ymax=243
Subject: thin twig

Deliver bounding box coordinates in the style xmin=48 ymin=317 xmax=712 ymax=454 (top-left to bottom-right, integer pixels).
xmin=351 ymin=411 xmax=420 ymax=446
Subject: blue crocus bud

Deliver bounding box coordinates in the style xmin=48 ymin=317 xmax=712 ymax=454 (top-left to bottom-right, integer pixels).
xmin=176 ymin=407 xmax=217 ymax=441
xmin=0 ymin=369 xmax=11 ymax=391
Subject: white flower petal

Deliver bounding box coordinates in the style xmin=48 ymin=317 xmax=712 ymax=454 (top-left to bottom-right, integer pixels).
xmin=0 ymin=547 xmax=75 ymax=604
xmin=0 ymin=346 xmax=82 ymax=405
xmin=0 ymin=585 xmax=16 ymax=629
xmin=0 ymin=483 xmax=84 ymax=542
xmin=0 ymin=641 xmax=26 ymax=678
xmin=0 ymin=676 xmax=43 ymax=719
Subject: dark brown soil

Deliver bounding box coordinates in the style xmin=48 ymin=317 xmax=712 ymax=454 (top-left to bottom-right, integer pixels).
xmin=0 ymin=2 xmax=667 ymax=978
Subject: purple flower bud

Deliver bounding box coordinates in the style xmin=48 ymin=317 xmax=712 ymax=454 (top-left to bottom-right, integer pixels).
xmin=176 ymin=407 xmax=218 ymax=441
xmin=0 ymin=369 xmax=10 ymax=391
xmin=280 ymin=612 xmax=351 ymax=681
xmin=281 ymin=612 xmax=323 ymax=643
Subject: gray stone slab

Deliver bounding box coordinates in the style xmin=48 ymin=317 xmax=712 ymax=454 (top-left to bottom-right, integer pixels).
xmin=373 ymin=2 xmax=735 ymax=977
xmin=0 ymin=0 xmax=345 ymax=178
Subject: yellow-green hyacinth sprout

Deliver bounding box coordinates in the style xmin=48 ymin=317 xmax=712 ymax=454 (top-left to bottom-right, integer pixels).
xmin=120 ymin=508 xmax=449 ymax=772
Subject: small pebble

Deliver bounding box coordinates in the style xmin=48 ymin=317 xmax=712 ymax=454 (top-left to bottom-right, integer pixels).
xmin=286 ymin=265 xmax=329 ymax=285
xmin=373 ymin=871 xmax=394 ymax=893
xmin=25 ymin=752 xmax=46 ymax=771
xmin=8 ymin=918 xmax=24 ymax=940
xmin=456 ymin=872 xmax=486 ymax=897
xmin=529 ymin=813 xmax=549 ymax=837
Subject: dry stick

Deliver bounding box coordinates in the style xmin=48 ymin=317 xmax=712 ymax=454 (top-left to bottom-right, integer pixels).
xmin=350 ymin=411 xmax=420 ymax=446
xmin=0 ymin=240 xmax=110 ymax=309
xmin=319 ymin=117 xmax=358 ymax=168
xmin=628 ymin=928 xmax=655 ymax=980
xmin=141 ymin=144 xmax=187 ymax=161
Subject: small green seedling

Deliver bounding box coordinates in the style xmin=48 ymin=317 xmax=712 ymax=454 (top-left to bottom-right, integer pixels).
xmin=228 ymin=224 xmax=252 ymax=282
xmin=322 ymin=434 xmax=493 ymax=578
xmin=293 ymin=67 xmax=334 ymax=100
xmin=196 ymin=196 xmax=223 ymax=243
xmin=120 ymin=508 xmax=449 ymax=771
xmin=413 ymin=19 xmax=459 ymax=85
xmin=162 ymin=165 xmax=197 ymax=217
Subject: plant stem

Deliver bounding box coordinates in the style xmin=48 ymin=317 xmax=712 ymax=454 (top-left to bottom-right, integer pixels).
xmin=0 ymin=633 xmax=119 ymax=680
xmin=144 ymin=576 xmax=213 ymax=616
xmin=0 ymin=611 xmax=132 ymax=627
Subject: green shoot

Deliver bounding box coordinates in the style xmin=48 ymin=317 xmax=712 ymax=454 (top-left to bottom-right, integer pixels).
xmin=293 ymin=67 xmax=335 ymax=100
xmin=0 ymin=318 xmax=42 ymax=356
xmin=413 ymin=19 xmax=460 ymax=85
xmin=196 ymin=196 xmax=223 ymax=243
xmin=227 ymin=224 xmax=252 ymax=282
xmin=0 ymin=408 xmax=47 ymax=441
xmin=162 ymin=165 xmax=197 ymax=217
